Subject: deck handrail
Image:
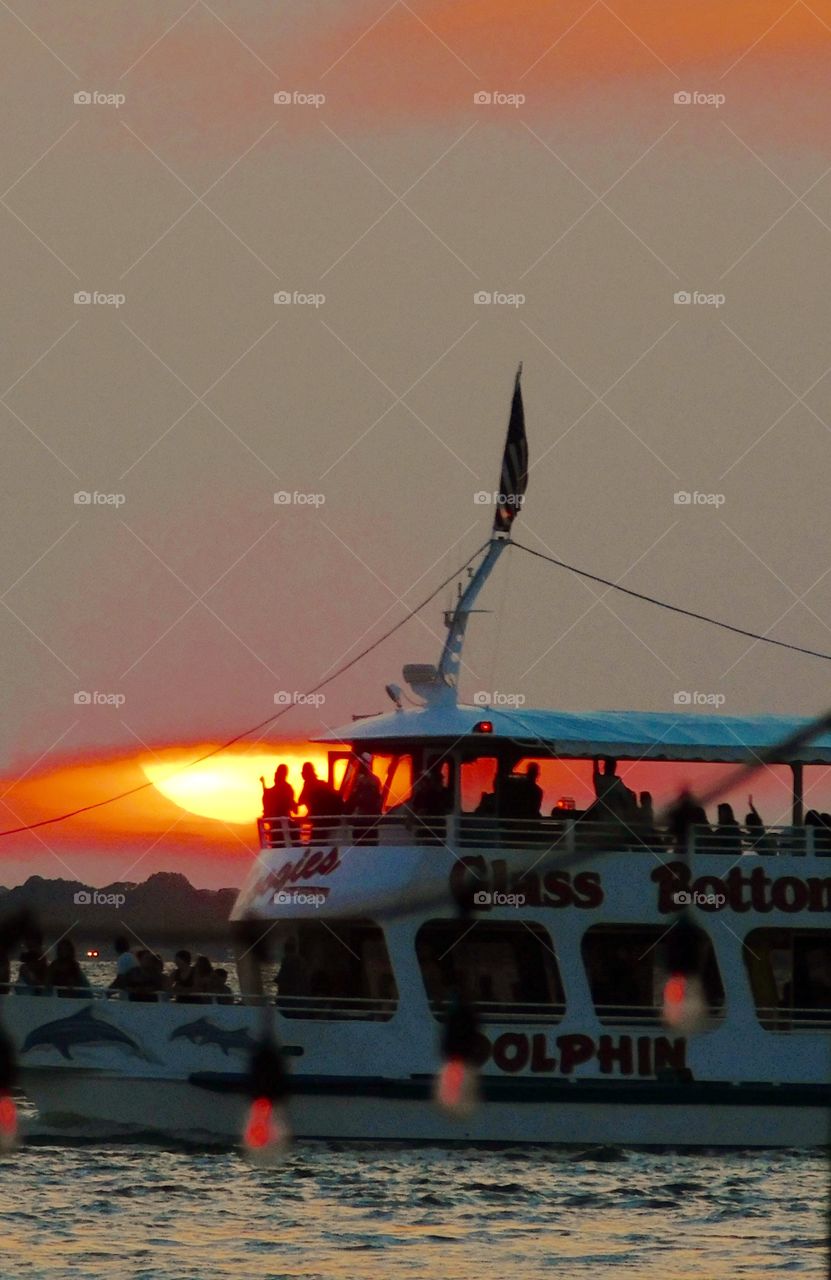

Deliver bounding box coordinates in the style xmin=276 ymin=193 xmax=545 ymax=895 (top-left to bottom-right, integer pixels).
xmin=257 ymin=814 xmax=831 ymax=855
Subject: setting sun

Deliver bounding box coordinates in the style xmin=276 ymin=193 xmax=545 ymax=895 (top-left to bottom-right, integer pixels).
xmin=141 ymin=748 xmax=334 ymax=824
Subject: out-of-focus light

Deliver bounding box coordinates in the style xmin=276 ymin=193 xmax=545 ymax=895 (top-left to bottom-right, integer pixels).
xmin=243 ymin=1096 xmax=291 ymax=1165
xmin=662 ymin=973 xmax=708 ymax=1034
xmin=0 ymin=1093 xmax=18 ymax=1154
xmin=473 ymin=720 xmax=494 ymax=734
xmin=434 ymin=1057 xmax=480 ymax=1120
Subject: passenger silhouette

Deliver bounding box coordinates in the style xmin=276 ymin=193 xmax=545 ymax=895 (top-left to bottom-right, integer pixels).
xmin=668 ymin=789 xmax=710 ymax=851
xmin=411 ymin=761 xmax=452 ymax=816
xmin=591 ymin=756 xmax=630 ymax=821
xmin=46 ymin=939 xmax=89 ymax=997
xmin=111 ymin=935 xmax=138 ymax=989
xmin=299 ymin=762 xmax=341 ymax=842
xmin=745 ymin=795 xmax=774 ymax=855
xmin=346 ymin=755 xmax=383 ymax=845
xmin=714 ymin=803 xmax=742 ymax=855
xmin=410 ymin=759 xmax=451 ymax=844
xmin=518 ymin=763 xmax=543 ymax=818
xmin=261 ymin=765 xmax=296 ymax=818
xmin=636 ymin=791 xmax=662 ymax=849
xmin=210 ymin=968 xmax=233 ymax=1003
xmin=261 ymin=764 xmax=298 ymax=847
xmin=17 ymin=949 xmax=48 ymax=993
xmin=170 ymin=949 xmax=194 ymax=998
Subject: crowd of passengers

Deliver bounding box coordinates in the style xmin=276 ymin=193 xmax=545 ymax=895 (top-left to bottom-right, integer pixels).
xmin=587 ymin=757 xmax=831 ymax=853
xmin=0 ymin=936 xmax=234 ymax=1000
xmin=261 ymin=753 xmax=831 ymax=852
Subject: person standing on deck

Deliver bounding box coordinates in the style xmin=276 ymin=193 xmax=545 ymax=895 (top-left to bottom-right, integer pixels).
xmin=345 ymin=755 xmax=383 ymax=845
xmin=591 ymin=756 xmax=630 ymax=820
xmin=261 ymin=764 xmax=298 ymax=845
xmin=298 ymin=762 xmax=341 ymax=842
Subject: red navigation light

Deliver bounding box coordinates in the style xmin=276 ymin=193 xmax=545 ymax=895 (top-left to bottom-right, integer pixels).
xmin=473 ymin=720 xmax=494 ymax=734
xmin=0 ymin=1093 xmax=18 ymax=1153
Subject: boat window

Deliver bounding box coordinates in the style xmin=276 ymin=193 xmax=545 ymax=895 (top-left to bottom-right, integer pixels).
xmin=274 ymin=919 xmax=398 ymax=1021
xmin=743 ymin=929 xmax=831 ymax=1031
xmin=459 ymin=756 xmax=500 ymax=814
xmin=331 ymin=756 xmax=350 ymax=791
xmin=415 ymin=920 xmax=564 ymax=1023
xmin=582 ymin=924 xmax=725 ymax=1026
xmin=374 ymin=753 xmax=413 ymax=812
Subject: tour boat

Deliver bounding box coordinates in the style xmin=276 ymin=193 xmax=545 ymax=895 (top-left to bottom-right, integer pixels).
xmin=3 ymin=370 xmax=830 ymax=1147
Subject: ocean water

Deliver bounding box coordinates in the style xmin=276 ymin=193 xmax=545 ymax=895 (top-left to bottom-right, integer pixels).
xmin=0 ymin=1143 xmax=826 ymax=1279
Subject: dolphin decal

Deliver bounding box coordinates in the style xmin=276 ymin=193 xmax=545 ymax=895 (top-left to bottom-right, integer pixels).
xmin=169 ymin=1018 xmax=256 ymax=1055
xmin=21 ymin=1005 xmax=148 ymax=1061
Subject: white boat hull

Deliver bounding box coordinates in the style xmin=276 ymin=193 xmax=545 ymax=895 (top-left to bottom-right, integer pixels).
xmin=20 ymin=1068 xmax=831 ymax=1148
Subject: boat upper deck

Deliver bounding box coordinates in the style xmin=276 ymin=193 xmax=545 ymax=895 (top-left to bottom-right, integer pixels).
xmin=315 ymin=703 xmax=831 ymax=765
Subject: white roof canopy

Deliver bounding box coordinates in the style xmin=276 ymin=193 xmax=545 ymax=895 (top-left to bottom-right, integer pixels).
xmin=315 ymin=704 xmax=831 ymax=765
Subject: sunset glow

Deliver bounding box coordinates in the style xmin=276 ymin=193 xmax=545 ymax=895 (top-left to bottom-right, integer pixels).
xmin=141 ymin=748 xmax=334 ymax=824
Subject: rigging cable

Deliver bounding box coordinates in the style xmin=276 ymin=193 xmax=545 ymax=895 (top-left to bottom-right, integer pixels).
xmin=0 ymin=540 xmax=491 ymax=838
xmin=510 ymin=541 xmax=831 ymax=664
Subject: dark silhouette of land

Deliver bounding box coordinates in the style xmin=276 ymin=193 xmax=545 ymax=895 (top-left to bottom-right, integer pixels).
xmin=0 ymin=872 xmax=237 ymax=945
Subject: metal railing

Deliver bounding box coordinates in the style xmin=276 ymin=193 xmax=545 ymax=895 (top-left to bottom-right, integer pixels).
xmin=753 ymin=1005 xmax=831 ymax=1031
xmin=593 ymin=1003 xmax=725 ymax=1027
xmin=275 ymin=993 xmax=397 ymax=1021
xmin=5 ymin=985 xmax=828 ymax=1032
xmin=2 ymin=985 xmax=242 ymax=1004
xmin=429 ymin=998 xmax=565 ymax=1025
xmin=1 ymin=984 xmax=398 ymax=1019
xmin=258 ymin=815 xmax=831 ymax=856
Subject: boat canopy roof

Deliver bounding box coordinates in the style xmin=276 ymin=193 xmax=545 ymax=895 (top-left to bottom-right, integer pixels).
xmin=315 ymin=704 xmax=831 ymax=765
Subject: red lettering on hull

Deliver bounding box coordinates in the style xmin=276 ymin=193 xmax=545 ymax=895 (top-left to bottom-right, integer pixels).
xmin=480 ymin=1032 xmax=686 ymax=1077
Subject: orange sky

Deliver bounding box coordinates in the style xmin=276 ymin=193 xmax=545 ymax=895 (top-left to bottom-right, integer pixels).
xmin=2 ymin=739 xmax=830 ymax=890
xmin=56 ymin=1 xmax=831 ymax=152
xmin=0 ymin=741 xmax=333 ymax=890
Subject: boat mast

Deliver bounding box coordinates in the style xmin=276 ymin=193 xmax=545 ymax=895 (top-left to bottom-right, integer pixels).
xmin=403 ymin=365 xmax=528 ymax=706
xmin=436 ymin=537 xmax=510 ymax=695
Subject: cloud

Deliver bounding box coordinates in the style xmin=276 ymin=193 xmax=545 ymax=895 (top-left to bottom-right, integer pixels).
xmin=80 ymin=0 xmax=831 ymax=153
